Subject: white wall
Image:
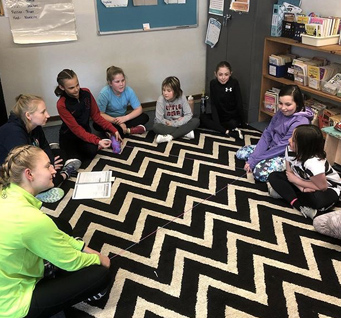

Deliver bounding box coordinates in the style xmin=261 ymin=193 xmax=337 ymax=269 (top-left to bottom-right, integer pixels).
xmin=301 ymin=0 xmax=341 ymax=17
xmin=0 ymin=1 xmax=207 ymax=117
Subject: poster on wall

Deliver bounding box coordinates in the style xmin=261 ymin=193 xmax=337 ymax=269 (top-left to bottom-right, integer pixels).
xmin=0 ymin=0 xmax=5 ymax=16
xmin=5 ymin=0 xmax=77 ymax=44
xmin=230 ymin=0 xmax=250 ymax=13
xmin=209 ymin=0 xmax=224 ymax=16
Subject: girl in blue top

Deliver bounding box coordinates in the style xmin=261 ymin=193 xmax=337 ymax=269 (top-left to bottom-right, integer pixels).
xmin=96 ymin=65 xmax=149 ymax=137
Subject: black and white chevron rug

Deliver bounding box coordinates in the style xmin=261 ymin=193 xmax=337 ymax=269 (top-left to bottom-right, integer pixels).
xmin=42 ymin=128 xmax=341 ymax=318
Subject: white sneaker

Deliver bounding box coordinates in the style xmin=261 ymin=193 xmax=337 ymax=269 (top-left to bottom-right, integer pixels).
xmin=235 ymin=128 xmax=244 ymax=140
xmin=267 ymin=182 xmax=282 ymax=199
xmin=156 ymin=134 xmax=173 ymax=144
xmin=49 ymin=143 xmax=60 ymax=150
xmin=183 ymin=130 xmax=195 ymax=140
xmin=300 ymin=206 xmax=317 ymax=219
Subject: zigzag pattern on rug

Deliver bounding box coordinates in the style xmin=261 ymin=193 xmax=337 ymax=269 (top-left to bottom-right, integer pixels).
xmin=42 ymin=128 xmax=341 ymax=318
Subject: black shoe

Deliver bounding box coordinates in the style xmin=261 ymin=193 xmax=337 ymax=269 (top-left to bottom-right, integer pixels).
xmin=228 ymin=130 xmax=239 ymax=140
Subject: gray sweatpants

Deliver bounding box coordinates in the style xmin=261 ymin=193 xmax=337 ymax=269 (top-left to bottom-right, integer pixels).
xmin=152 ymin=118 xmax=200 ymax=139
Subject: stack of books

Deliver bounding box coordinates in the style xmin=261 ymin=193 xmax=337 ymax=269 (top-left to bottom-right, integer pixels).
xmin=268 ymin=54 xmax=294 ymax=77
xmin=269 ymin=54 xmax=293 ymax=66
xmin=308 ymin=63 xmax=341 ymax=90
xmin=292 ymin=57 xmax=324 ymax=86
xmin=264 ymin=88 xmax=280 ymax=113
xmin=304 ymin=16 xmax=341 ymax=38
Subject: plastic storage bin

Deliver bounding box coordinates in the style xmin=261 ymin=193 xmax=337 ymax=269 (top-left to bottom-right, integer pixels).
xmin=301 ymin=35 xmax=339 ymax=47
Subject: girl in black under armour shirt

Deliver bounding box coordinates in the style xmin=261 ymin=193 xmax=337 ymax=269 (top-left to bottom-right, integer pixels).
xmin=200 ymin=61 xmax=244 ymax=140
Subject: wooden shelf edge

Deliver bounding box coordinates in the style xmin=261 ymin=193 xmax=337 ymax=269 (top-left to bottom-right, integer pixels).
xmin=263 ymin=73 xmax=341 ymax=103
xmin=265 ymin=37 xmax=341 ymax=56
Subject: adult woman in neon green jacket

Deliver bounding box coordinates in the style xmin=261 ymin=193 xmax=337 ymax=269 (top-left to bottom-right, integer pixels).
xmin=0 ymin=145 xmax=111 ymax=318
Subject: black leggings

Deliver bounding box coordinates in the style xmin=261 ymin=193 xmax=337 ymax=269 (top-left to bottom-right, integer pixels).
xmin=93 ymin=113 xmax=149 ymax=137
xmin=199 ymin=113 xmax=240 ymax=134
xmin=268 ymin=171 xmax=340 ymax=211
xmin=25 ymin=217 xmax=111 ymax=318
xmin=60 ymin=132 xmax=98 ymax=163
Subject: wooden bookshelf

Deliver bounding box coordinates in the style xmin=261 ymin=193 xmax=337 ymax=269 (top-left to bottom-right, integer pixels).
xmin=259 ymin=37 xmax=341 ymax=122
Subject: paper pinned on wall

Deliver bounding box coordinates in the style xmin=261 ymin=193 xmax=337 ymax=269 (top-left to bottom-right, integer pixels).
xmin=0 ymin=0 xmax=5 ymax=16
xmin=5 ymin=0 xmax=77 ymax=44
xmin=209 ymin=0 xmax=224 ymax=16
xmin=164 ymin=0 xmax=186 ymax=4
xmin=102 ymin=0 xmax=128 ymax=7
xmin=205 ymin=17 xmax=221 ymax=48
xmin=230 ymin=0 xmax=250 ymax=13
xmin=133 ymin=0 xmax=157 ymax=5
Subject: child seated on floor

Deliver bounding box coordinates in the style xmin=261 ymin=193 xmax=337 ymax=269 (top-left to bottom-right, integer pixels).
xmin=95 ymin=65 xmax=149 ymax=137
xmin=0 ymin=94 xmax=81 ymax=203
xmin=153 ymin=76 xmax=200 ymax=143
xmin=200 ymin=61 xmax=244 ymax=140
xmin=55 ymin=69 xmax=122 ymax=165
xmin=236 ymin=85 xmax=314 ymax=182
xmin=268 ymin=124 xmax=341 ymax=239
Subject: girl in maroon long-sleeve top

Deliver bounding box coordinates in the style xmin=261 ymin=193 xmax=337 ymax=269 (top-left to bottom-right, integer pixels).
xmin=55 ymin=69 xmax=122 ymax=163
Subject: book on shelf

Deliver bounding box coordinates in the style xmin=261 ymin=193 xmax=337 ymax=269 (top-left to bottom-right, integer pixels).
xmin=269 ymin=54 xmax=292 ymax=66
xmin=296 ymin=14 xmax=310 ymax=25
xmin=331 ymin=18 xmax=340 ymax=35
xmin=283 ymin=12 xmax=295 ymax=22
xmin=292 ymin=59 xmax=308 ymax=86
xmin=264 ymin=88 xmax=279 ymax=113
xmin=72 ymin=170 xmax=115 ymax=200
xmin=307 ymin=65 xmax=322 ymax=90
xmin=293 ymin=57 xmax=327 ymax=86
xmin=309 ymin=16 xmax=325 ymax=25
xmin=305 ymin=23 xmax=323 ymax=37
xmin=304 ymin=99 xmax=327 ymax=115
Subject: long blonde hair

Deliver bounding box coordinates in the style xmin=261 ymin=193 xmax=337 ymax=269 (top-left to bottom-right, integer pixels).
xmin=12 ymin=94 xmax=44 ymax=128
xmin=0 ymin=145 xmax=42 ymax=190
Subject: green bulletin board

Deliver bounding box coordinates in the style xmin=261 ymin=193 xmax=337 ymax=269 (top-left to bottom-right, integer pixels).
xmin=95 ymin=0 xmax=198 ymax=34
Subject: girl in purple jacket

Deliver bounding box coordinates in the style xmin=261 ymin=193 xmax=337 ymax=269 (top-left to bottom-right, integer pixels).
xmin=236 ymin=85 xmax=314 ymax=182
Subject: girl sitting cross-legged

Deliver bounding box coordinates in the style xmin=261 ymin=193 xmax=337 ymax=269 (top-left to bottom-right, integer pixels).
xmin=55 ymin=69 xmax=122 ymax=164
xmin=153 ymin=76 xmax=200 ymax=143
xmin=236 ymin=85 xmax=314 ymax=182
xmin=268 ymin=125 xmax=341 ymax=239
